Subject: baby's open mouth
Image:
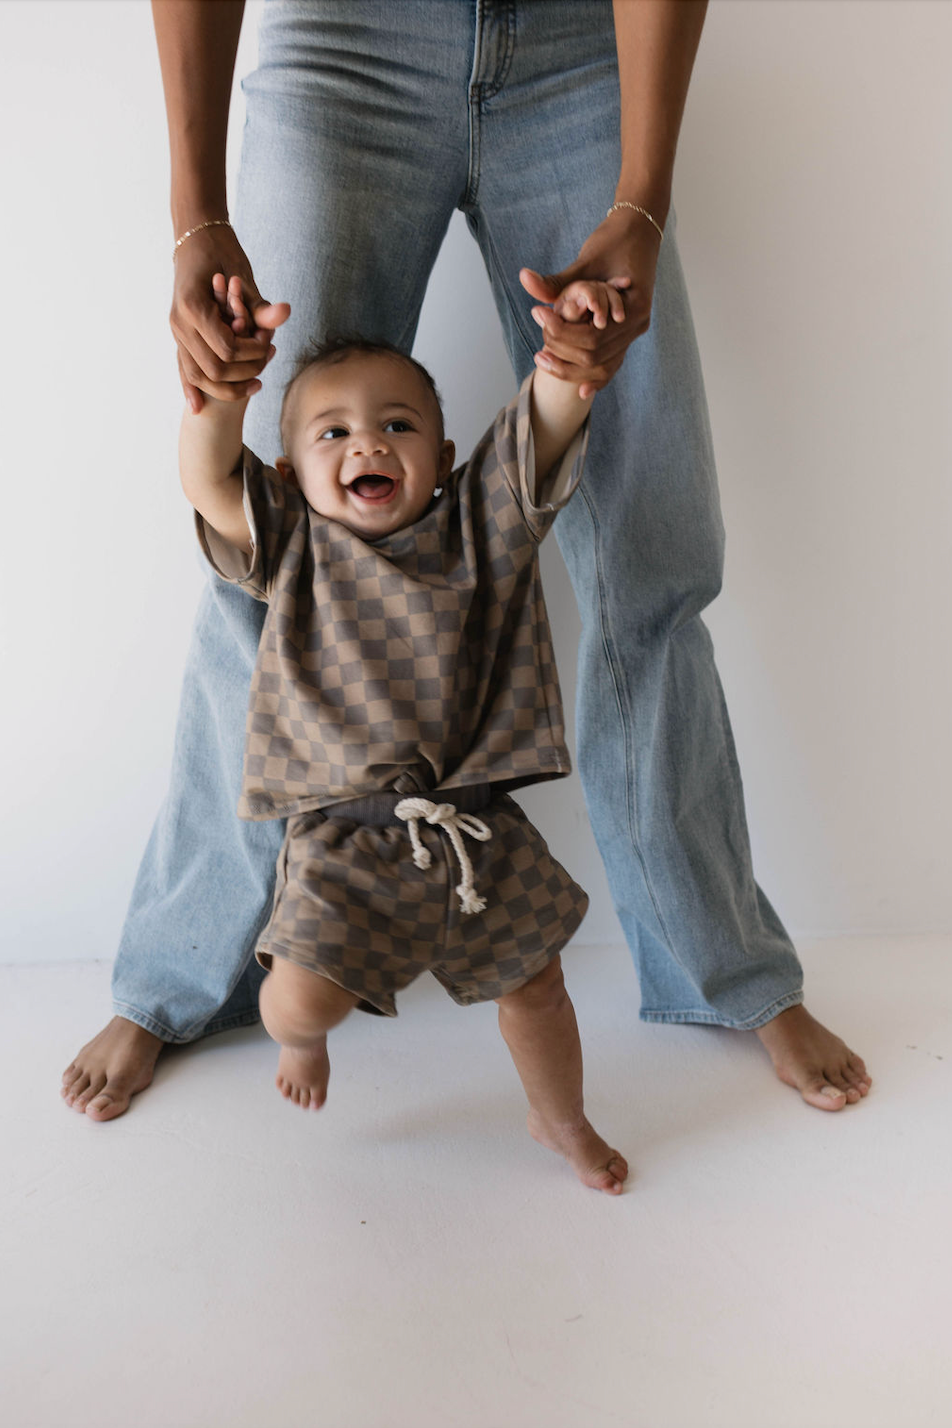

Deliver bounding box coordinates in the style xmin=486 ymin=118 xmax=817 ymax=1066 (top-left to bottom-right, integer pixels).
xmin=348 ymin=474 xmax=397 ymax=501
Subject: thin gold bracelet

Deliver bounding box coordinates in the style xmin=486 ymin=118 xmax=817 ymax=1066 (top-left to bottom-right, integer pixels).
xmin=173 ymin=218 xmax=232 ymax=260
xmin=606 ymin=202 xmax=664 ymax=243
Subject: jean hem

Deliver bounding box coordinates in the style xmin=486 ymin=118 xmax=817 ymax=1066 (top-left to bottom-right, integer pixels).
xmin=638 ymin=986 xmax=805 ymax=1032
xmin=113 ymin=1001 xmax=262 ymax=1046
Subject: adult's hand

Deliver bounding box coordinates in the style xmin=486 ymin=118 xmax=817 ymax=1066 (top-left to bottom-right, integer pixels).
xmin=171 ymin=223 xmax=290 ymax=411
xmin=519 ymin=205 xmax=663 ymax=399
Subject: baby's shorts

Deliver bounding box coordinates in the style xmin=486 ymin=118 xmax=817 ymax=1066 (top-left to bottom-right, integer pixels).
xmin=255 ymin=788 xmax=588 ymax=1016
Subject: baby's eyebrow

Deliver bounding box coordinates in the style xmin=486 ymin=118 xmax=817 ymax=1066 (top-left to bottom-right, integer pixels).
xmin=303 ymin=400 xmax=426 ymax=432
xmin=378 ymin=401 xmax=426 ymax=420
xmin=304 ymin=408 xmax=346 ymax=431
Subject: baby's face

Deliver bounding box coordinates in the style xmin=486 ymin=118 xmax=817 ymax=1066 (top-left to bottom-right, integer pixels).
xmin=279 ymin=352 xmax=455 ymax=538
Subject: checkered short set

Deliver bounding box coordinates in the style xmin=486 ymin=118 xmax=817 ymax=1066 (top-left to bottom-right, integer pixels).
xmin=198 ymin=373 xmax=590 ymax=1012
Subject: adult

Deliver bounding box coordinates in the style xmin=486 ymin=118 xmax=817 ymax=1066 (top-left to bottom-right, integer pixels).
xmin=63 ymin=0 xmax=870 ymax=1120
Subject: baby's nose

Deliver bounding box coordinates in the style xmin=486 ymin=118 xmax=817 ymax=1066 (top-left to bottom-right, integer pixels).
xmin=350 ymin=430 xmax=389 ymax=455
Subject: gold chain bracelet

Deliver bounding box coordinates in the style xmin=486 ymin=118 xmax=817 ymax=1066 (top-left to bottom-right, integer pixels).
xmin=173 ymin=218 xmax=233 ymax=261
xmin=606 ymin=202 xmax=664 ymax=243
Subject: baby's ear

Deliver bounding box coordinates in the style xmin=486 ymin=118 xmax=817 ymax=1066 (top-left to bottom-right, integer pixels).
xmin=275 ymin=457 xmax=298 ymax=488
xmin=438 ymin=440 xmax=455 ymax=480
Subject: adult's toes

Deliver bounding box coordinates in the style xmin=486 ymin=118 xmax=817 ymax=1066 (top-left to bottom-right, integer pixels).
xmin=86 ymin=1091 xmax=128 ymax=1122
xmin=63 ymin=1071 xmax=91 ymax=1104
xmin=807 ymin=1080 xmax=848 ymax=1110
xmin=74 ymin=1072 xmax=107 ymax=1111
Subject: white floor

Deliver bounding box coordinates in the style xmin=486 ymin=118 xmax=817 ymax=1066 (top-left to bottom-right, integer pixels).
xmin=3 ymin=936 xmax=950 ymax=1428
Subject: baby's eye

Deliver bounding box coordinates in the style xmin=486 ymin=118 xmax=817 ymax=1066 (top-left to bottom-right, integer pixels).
xmin=318 ymin=426 xmax=347 ymax=441
xmin=385 ymin=419 xmax=414 ymax=433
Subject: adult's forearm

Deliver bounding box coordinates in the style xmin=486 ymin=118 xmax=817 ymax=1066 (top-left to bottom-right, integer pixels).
xmin=152 ymin=0 xmax=246 ymax=233
xmin=612 ymin=0 xmax=708 ymax=224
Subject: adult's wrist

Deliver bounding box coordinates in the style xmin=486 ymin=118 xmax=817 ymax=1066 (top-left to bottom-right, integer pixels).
xmin=613 ymin=178 xmax=671 ymax=231
xmin=173 ymin=219 xmax=233 ymax=261
xmin=606 ymin=202 xmax=665 ymax=244
xmin=170 ymin=171 xmax=230 ymax=236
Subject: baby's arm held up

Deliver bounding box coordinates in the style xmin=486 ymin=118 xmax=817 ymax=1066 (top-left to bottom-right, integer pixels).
xmin=180 ymin=391 xmax=251 ymax=555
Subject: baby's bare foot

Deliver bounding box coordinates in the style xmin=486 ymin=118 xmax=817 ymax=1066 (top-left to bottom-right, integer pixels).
xmin=61 ymin=1016 xmax=164 ymax=1121
xmin=527 ymin=1110 xmax=628 ymax=1195
xmin=755 ymin=1004 xmax=871 ymax=1111
xmin=276 ymin=1039 xmax=330 ymax=1110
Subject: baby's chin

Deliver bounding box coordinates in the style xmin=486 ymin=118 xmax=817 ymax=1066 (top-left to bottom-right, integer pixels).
xmin=308 ymin=493 xmax=437 ymax=537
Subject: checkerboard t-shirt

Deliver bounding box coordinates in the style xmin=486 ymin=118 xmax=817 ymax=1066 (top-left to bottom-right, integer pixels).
xmin=197 ymin=373 xmax=588 ymax=820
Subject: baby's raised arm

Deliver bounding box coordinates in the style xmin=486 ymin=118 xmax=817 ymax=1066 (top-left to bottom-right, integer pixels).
xmin=529 ymin=278 xmax=626 ymax=486
xmin=179 ymin=275 xmax=262 ymax=555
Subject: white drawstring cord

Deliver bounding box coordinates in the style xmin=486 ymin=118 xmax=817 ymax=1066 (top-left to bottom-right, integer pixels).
xmin=394 ymin=798 xmax=492 ymax=915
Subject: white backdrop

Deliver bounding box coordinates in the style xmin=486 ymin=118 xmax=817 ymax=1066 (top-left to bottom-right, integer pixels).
xmin=1 ymin=0 xmax=949 ymax=964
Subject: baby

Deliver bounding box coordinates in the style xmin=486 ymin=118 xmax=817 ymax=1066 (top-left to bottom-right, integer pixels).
xmin=181 ymin=274 xmax=629 ymax=1193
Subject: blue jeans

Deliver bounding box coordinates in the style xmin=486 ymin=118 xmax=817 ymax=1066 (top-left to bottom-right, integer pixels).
xmin=113 ymin=0 xmax=803 ymax=1041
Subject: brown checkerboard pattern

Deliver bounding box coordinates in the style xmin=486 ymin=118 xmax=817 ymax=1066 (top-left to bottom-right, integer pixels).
xmin=256 ymin=794 xmax=589 ymax=1015
xmin=196 ymin=375 xmax=589 ymax=820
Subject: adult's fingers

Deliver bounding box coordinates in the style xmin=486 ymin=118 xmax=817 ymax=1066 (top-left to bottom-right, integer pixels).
xmin=250 ymin=299 xmax=291 ymax=335
xmin=535 ymin=302 xmax=649 ymax=368
xmin=178 ymin=353 xmax=205 ymax=415
xmin=534 ymin=347 xmax=625 ymax=395
xmin=177 ymin=334 xmax=268 ymax=402
xmin=175 ymin=320 xmax=273 ymax=388
xmin=172 ymin=290 xmax=272 ymax=366
xmin=519 ymin=265 xmax=585 ymax=306
xmin=171 ymin=241 xmax=273 ymax=370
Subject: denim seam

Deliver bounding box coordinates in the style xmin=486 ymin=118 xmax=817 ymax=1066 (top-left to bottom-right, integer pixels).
xmin=584 ymin=485 xmax=684 ymax=973
xmin=639 ymin=986 xmax=804 ymax=1031
xmin=477 ymin=1 xmax=516 ymax=103
xmin=113 ymin=999 xmax=264 ymax=1046
xmin=112 ymin=1000 xmax=183 ymax=1045
xmin=464 ymin=18 xmax=482 ymax=206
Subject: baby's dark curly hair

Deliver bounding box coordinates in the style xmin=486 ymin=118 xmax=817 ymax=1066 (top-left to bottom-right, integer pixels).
xmin=279 ymin=335 xmax=445 ymax=456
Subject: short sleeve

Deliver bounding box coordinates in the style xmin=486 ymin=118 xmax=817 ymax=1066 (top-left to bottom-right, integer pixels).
xmin=485 ymin=372 xmax=590 ymax=542
xmin=195 ymin=446 xmax=307 ymax=601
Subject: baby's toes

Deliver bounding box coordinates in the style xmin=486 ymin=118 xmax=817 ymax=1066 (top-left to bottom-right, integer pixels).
xmin=591 ymin=1154 xmax=628 ymax=1195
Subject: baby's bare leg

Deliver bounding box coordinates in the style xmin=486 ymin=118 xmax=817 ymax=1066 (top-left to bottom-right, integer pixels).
xmin=259 ymin=959 xmax=358 ymax=1109
xmin=496 ymin=957 xmax=628 ymax=1195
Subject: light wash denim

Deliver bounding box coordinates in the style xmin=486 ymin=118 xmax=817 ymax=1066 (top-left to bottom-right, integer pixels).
xmin=113 ymin=0 xmax=803 ymax=1041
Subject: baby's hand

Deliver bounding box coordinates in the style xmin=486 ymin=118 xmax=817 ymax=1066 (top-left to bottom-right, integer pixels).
xmin=553 ymin=277 xmax=630 ymax=330
xmin=193 ymin=274 xmax=274 ymax=405
xmin=212 ymin=272 xmax=254 ymax=337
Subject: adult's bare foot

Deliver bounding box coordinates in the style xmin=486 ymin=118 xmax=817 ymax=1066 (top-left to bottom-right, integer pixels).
xmin=527 ymin=1110 xmax=629 ymax=1194
xmin=62 ymin=1017 xmax=164 ymax=1122
xmin=754 ymin=1004 xmax=871 ymax=1111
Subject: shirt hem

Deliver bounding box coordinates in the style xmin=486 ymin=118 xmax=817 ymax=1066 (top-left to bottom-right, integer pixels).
xmin=238 ymin=761 xmax=573 ymax=821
